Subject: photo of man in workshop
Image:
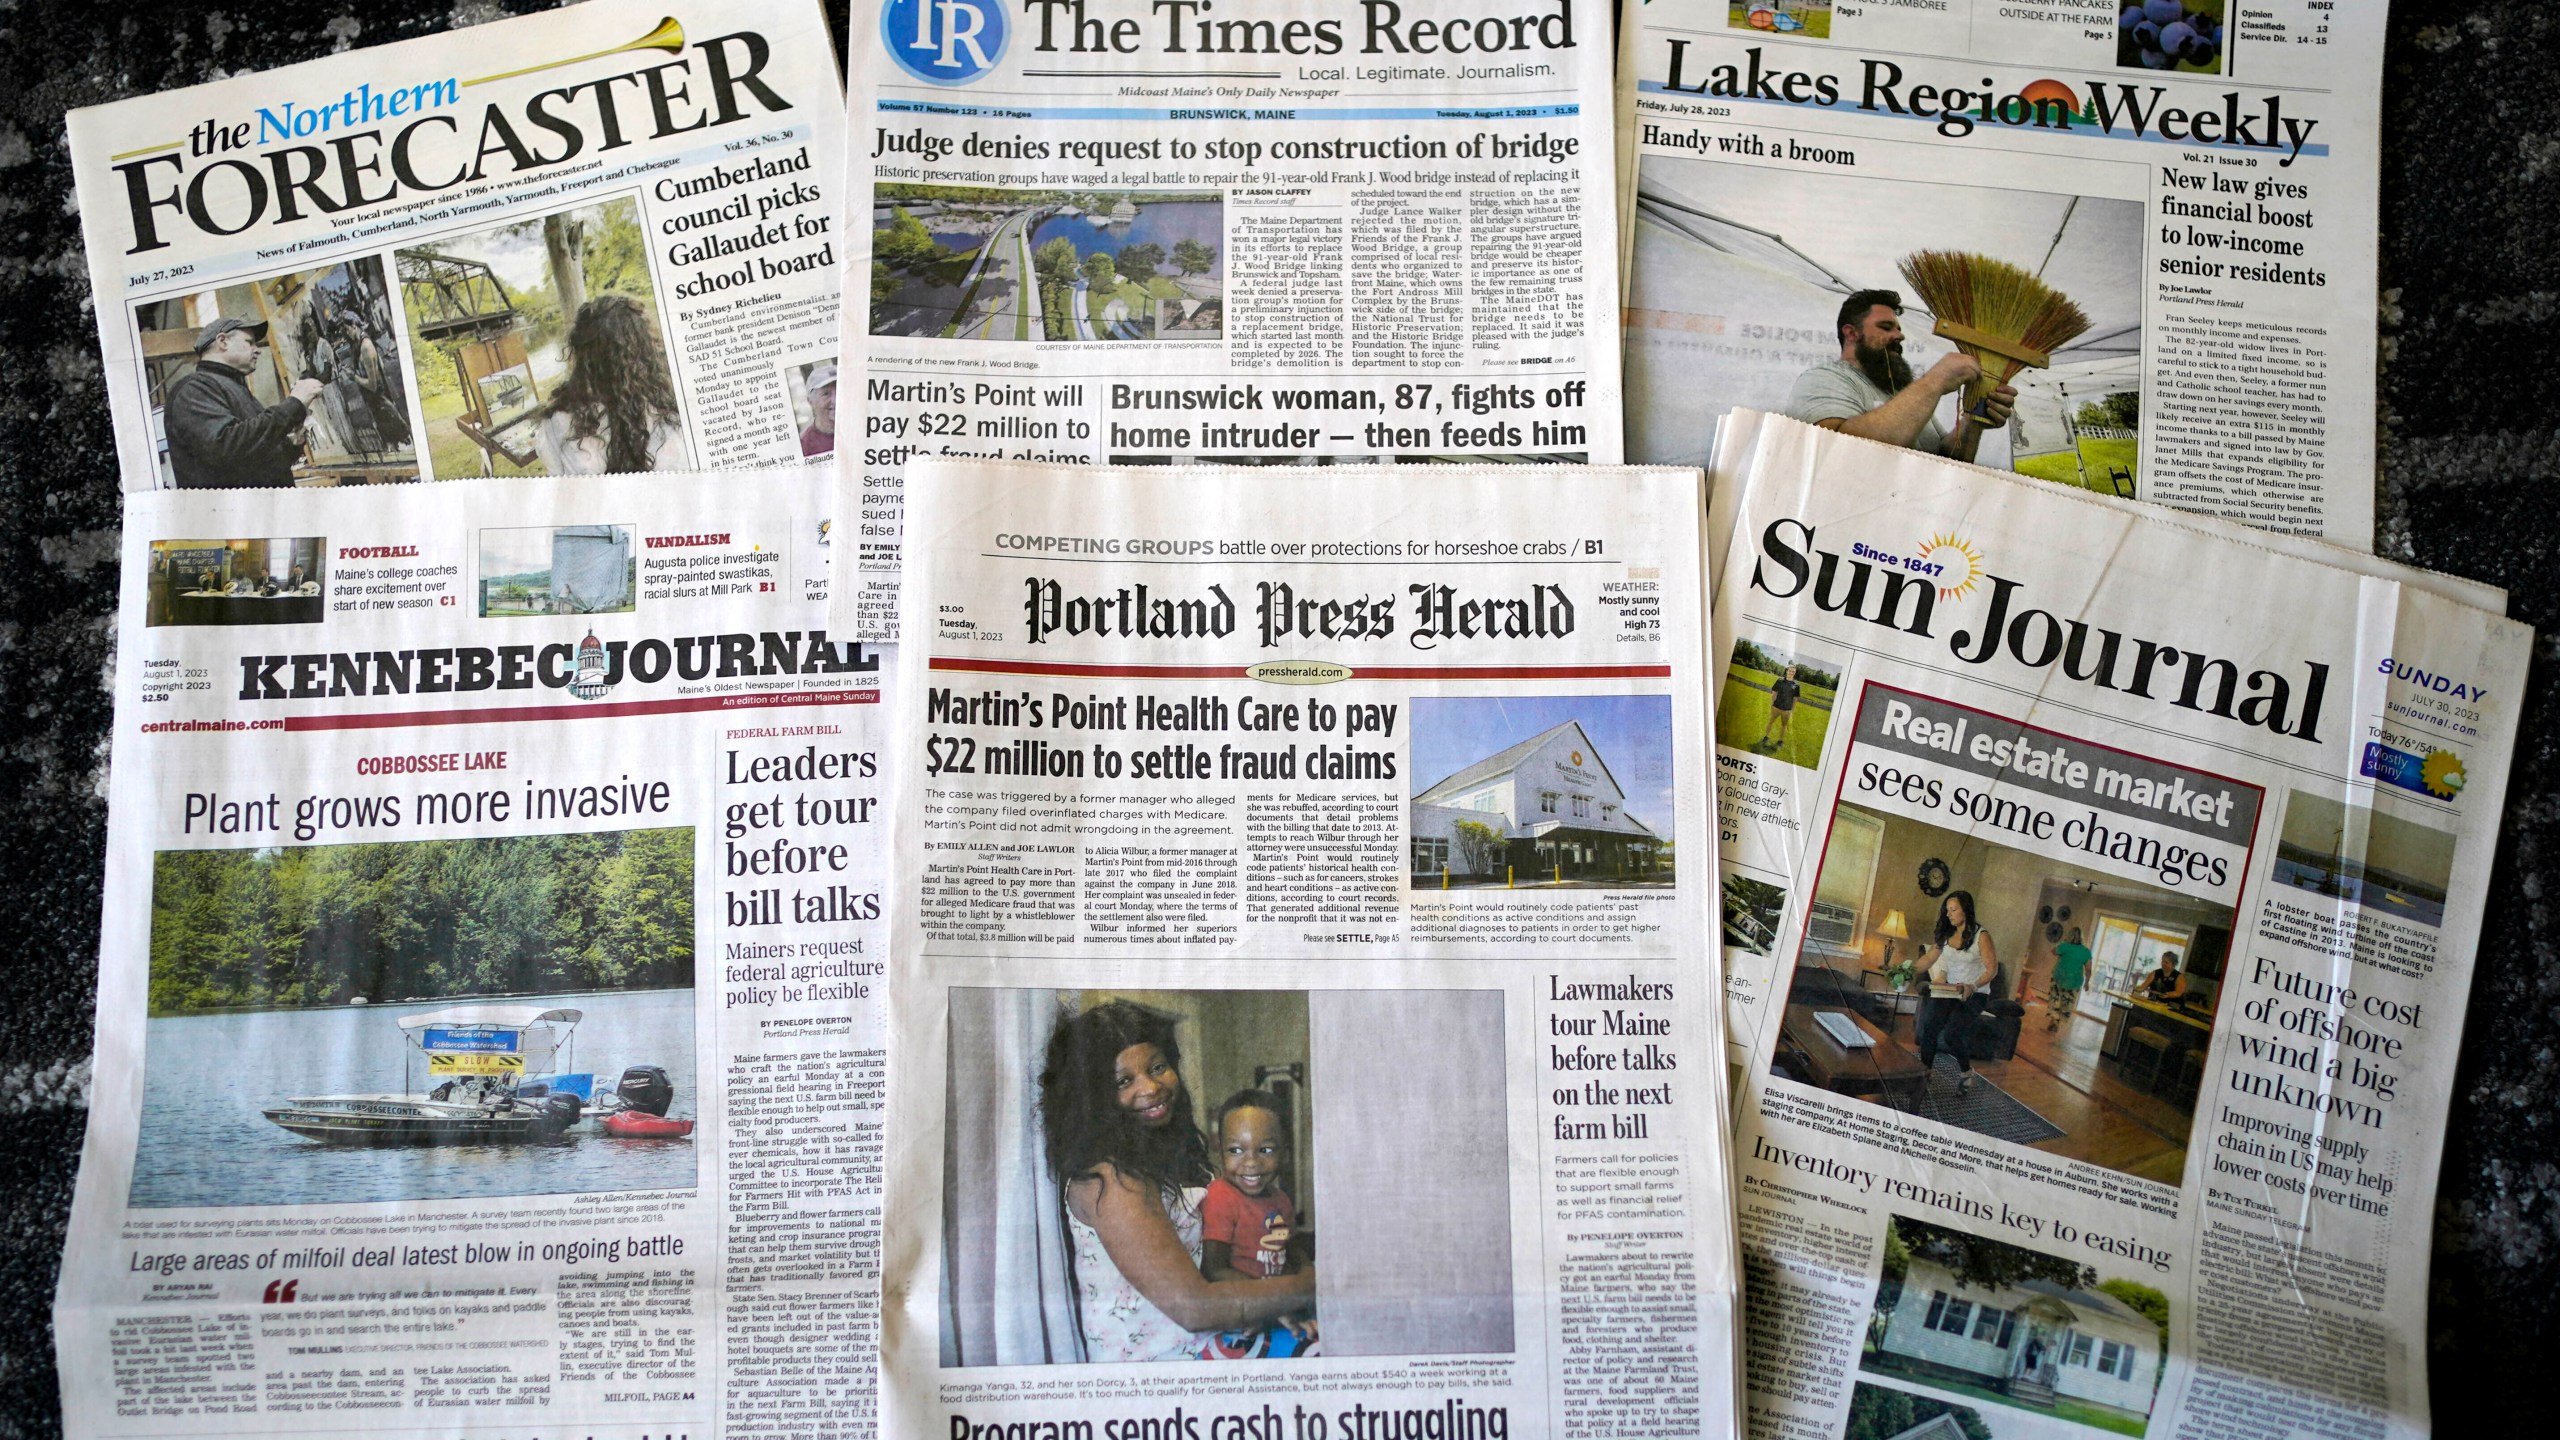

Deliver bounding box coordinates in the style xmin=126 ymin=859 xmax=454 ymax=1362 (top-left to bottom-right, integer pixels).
xmin=131 ymin=256 xmax=418 ymax=489
xmin=396 ymin=196 xmax=692 ymax=479
xmin=1624 ymin=163 xmax=2143 ymax=499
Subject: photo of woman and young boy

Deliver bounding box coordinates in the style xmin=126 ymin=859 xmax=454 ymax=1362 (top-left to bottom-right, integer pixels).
xmin=940 ymin=987 xmax=1513 ymax=1367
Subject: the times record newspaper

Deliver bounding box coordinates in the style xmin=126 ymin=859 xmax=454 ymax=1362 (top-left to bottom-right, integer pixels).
xmin=55 ymin=469 xmax=891 ymax=1440
xmin=1708 ymin=417 xmax=2529 ymax=1440
xmin=1621 ymin=0 xmax=2389 ymax=551
xmin=839 ymin=0 xmax=1629 ymax=639
xmin=883 ymin=460 xmax=1741 ymax=1439
xmin=68 ymin=0 xmax=847 ymax=494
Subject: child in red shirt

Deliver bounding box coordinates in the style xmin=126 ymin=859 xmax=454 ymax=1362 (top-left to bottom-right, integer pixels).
xmin=1199 ymin=1090 xmax=1316 ymax=1357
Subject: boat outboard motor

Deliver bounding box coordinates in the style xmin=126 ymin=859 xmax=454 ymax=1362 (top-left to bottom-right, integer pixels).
xmin=616 ymin=1065 xmax=674 ymax=1117
xmin=531 ymin=1092 xmax=584 ymax=1137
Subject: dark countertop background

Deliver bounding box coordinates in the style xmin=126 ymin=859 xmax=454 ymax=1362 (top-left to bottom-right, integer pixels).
xmin=0 ymin=1 xmax=2547 ymax=1433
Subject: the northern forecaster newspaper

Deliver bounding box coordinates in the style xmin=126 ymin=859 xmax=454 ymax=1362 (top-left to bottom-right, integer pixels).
xmin=1707 ymin=416 xmax=2529 ymax=1440
xmin=1620 ymin=0 xmax=2388 ymax=550
xmin=68 ymin=0 xmax=846 ymax=493
xmin=55 ymin=468 xmax=892 ymax=1440
xmin=839 ymin=0 xmax=1628 ymax=638
xmin=882 ymin=460 xmax=1740 ymax=1439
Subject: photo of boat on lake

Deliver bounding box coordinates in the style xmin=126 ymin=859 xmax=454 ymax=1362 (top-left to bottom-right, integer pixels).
xmin=133 ymin=828 xmax=699 ymax=1208
xmin=870 ymin=183 xmax=1223 ymax=342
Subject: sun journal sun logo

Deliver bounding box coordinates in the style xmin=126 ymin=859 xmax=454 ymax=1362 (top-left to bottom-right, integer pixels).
xmin=882 ymin=0 xmax=1007 ymax=86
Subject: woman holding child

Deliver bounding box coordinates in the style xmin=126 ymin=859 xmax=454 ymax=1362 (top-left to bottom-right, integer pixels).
xmin=1038 ymin=1001 xmax=1315 ymax=1361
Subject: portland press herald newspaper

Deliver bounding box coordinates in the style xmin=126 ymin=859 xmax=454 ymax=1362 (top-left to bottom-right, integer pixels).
xmin=839 ymin=0 xmax=1628 ymax=639
xmin=1705 ymin=417 xmax=2529 ymax=1440
xmin=54 ymin=468 xmax=894 ymax=1440
xmin=68 ymin=0 xmax=848 ymax=494
xmin=882 ymin=460 xmax=1741 ymax=1440
xmin=1620 ymin=0 xmax=2388 ymax=550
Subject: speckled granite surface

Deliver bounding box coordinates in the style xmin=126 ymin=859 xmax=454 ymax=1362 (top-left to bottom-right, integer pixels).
xmin=0 ymin=2 xmax=2548 ymax=1435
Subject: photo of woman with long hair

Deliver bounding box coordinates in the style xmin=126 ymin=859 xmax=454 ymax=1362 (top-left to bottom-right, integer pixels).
xmin=1036 ymin=999 xmax=1314 ymax=1361
xmin=1914 ymin=889 xmax=1997 ymax=1092
xmin=533 ymin=294 xmax=692 ymax=475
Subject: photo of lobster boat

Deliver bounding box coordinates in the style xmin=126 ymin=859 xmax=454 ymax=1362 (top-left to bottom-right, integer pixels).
xmin=262 ymin=1003 xmax=693 ymax=1146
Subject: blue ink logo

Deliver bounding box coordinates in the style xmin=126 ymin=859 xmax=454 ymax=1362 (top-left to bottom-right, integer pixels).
xmin=882 ymin=0 xmax=1006 ymax=86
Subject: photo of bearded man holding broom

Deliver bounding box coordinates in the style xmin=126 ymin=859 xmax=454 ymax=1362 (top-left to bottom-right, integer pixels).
xmin=1782 ymin=289 xmax=2016 ymax=462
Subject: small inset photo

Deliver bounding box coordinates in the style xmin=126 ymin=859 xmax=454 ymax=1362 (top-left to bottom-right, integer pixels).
xmin=2272 ymin=790 xmax=2454 ymax=929
xmin=134 ymin=256 xmax=418 ymax=488
xmin=147 ymin=537 xmax=325 ymax=627
xmin=870 ymin=183 xmax=1222 ymax=342
xmin=398 ymin=196 xmax=691 ymax=478
xmin=479 ymin=524 xmax=636 ymax=617
xmin=2115 ymin=3 xmax=2223 ymax=74
xmin=1409 ymin=695 xmax=1676 ymax=889
xmin=1732 ymin=1 xmax=1832 ymax=38
xmin=1723 ymin=872 xmax=1788 ymax=956
xmin=1717 ymin=637 xmax=1842 ymax=770
xmin=1858 ymin=1214 xmax=2167 ymax=1435
xmin=784 ymin=356 xmax=839 ymax=458
xmin=942 ymin=987 xmax=1511 ymax=1364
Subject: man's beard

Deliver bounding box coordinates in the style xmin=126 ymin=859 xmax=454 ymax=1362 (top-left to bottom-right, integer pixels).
xmin=1853 ymin=340 xmax=1912 ymax=395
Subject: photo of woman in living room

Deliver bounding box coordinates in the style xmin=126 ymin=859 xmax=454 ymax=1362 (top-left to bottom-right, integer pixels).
xmin=1771 ymin=802 xmax=2236 ymax=1187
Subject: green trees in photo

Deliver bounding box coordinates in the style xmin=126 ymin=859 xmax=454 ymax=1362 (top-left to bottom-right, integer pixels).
xmin=1116 ymin=242 xmax=1164 ymax=283
xmin=1173 ymin=238 xmax=1216 ymax=277
xmin=148 ymin=828 xmax=695 ymax=1015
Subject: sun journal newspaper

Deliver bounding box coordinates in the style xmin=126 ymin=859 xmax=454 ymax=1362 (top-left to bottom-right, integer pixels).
xmin=881 ymin=459 xmax=1740 ymax=1439
xmin=1620 ymin=0 xmax=2391 ymax=550
xmin=68 ymin=0 xmax=848 ymax=494
xmin=53 ymin=467 xmax=896 ymax=1440
xmin=1706 ymin=415 xmax=2528 ymax=1440
xmin=837 ymin=0 xmax=1629 ymax=639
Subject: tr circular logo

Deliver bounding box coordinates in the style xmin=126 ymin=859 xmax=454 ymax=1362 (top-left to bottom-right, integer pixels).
xmin=882 ymin=0 xmax=1007 ymax=86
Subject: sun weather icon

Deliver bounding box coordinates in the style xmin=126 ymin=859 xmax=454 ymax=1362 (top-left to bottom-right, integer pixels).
xmin=1915 ymin=533 xmax=1986 ymax=601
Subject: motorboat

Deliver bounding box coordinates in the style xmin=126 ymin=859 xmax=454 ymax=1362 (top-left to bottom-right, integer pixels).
xmin=262 ymin=1004 xmax=690 ymax=1146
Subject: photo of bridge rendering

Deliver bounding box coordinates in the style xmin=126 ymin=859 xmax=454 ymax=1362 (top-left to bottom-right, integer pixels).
xmin=869 ymin=185 xmax=1223 ymax=343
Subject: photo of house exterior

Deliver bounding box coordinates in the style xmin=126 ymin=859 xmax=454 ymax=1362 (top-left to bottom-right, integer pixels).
xmin=1410 ymin=719 xmax=1670 ymax=887
xmin=1868 ymin=1253 xmax=2161 ymax=1426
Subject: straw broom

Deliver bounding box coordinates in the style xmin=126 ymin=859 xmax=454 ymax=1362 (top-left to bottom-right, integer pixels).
xmin=1895 ymin=250 xmax=2091 ymax=429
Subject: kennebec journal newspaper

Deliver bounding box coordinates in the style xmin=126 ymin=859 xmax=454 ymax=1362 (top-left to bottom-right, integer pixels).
xmin=1705 ymin=414 xmax=2529 ymax=1440
xmin=54 ymin=465 xmax=891 ymax=1440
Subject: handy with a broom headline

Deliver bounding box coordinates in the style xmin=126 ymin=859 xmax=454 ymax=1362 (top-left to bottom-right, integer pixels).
xmin=1899 ymin=251 xmax=2092 ymax=431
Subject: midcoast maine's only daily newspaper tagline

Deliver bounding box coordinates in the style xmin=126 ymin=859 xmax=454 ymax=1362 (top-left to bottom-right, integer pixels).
xmin=837 ymin=0 xmax=1630 ymax=638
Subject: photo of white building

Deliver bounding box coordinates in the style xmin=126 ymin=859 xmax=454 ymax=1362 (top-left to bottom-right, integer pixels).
xmin=1409 ymin=715 xmax=1670 ymax=888
xmin=1861 ymin=1213 xmax=2166 ymax=1435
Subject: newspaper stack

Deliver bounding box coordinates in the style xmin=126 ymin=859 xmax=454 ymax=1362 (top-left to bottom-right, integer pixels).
xmin=38 ymin=0 xmax=2515 ymax=1438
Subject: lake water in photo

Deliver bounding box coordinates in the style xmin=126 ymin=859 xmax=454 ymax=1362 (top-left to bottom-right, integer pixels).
xmin=1032 ymin=201 xmax=1226 ymax=279
xmin=130 ymin=988 xmax=698 ymax=1209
